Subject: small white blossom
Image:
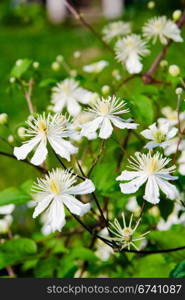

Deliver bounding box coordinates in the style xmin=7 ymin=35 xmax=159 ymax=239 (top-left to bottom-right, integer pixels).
xmin=0 ymin=113 xmax=8 ymax=125
xmin=51 ymin=78 xmax=94 ymax=116
xmin=51 ymin=61 xmax=60 ymax=71
xmin=143 ymin=16 xmax=183 ymax=45
xmin=172 ymin=10 xmax=182 ymax=22
xmin=102 ymin=21 xmax=131 ymax=42
xmin=147 ymin=1 xmax=155 ymax=9
xmin=169 ymin=64 xmax=180 ymax=77
xmin=7 ymin=135 xmax=14 ymax=144
xmin=0 ymin=215 xmax=13 ymax=234
xmin=160 ymin=60 xmax=168 ymax=68
xmin=80 ymin=96 xmax=138 ymax=140
xmin=141 ymin=122 xmax=177 ymax=150
xmin=108 ymin=213 xmax=150 ymax=250
xmin=165 ymin=137 xmax=185 ymax=156
xmin=83 ymin=60 xmax=108 ymax=73
xmin=95 ymin=228 xmax=114 ymax=261
xmin=115 ymin=34 xmax=149 ymax=74
xmin=33 ymin=61 xmax=40 ymax=69
xmin=176 ymin=87 xmax=183 ymax=95
xmin=56 ymin=55 xmax=64 ymax=63
xmin=13 ymin=114 xmax=77 ymax=166
xmin=116 ymin=152 xmax=179 ymax=204
xmin=72 ymin=112 xmax=97 ymax=140
xmin=32 ymin=169 xmax=95 ymax=232
xmin=101 ymin=85 xmax=110 ymax=95
xmin=159 ymin=106 xmax=185 ymax=127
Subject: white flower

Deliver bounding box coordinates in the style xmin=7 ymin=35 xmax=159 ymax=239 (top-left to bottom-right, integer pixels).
xmin=0 ymin=204 xmax=15 ymax=215
xmin=178 ymin=151 xmax=185 ymax=175
xmin=102 ymin=21 xmax=131 ymax=42
xmin=165 ymin=137 xmax=185 ymax=156
xmin=71 ymin=111 xmax=97 ymax=140
xmin=159 ymin=106 xmax=185 ymax=127
xmin=143 ymin=16 xmax=183 ymax=45
xmin=13 ymin=114 xmax=77 ymax=166
xmin=51 ymin=78 xmax=94 ymax=116
xmin=172 ymin=10 xmax=182 ymax=22
xmin=80 ymin=96 xmax=138 ymax=140
xmin=115 ymin=34 xmax=150 ymax=74
xmin=169 ymin=64 xmax=180 ymax=77
xmin=95 ymin=228 xmax=114 ymax=261
xmin=83 ymin=60 xmax=108 ymax=73
xmin=0 ymin=215 xmax=13 ymax=234
xmin=0 ymin=113 xmax=8 ymax=125
xmin=126 ymin=196 xmax=140 ymax=214
xmin=116 ymin=152 xmax=179 ymax=204
xmin=32 ymin=168 xmax=95 ymax=232
xmin=141 ymin=122 xmax=177 ymax=150
xmin=108 ymin=213 xmax=150 ymax=250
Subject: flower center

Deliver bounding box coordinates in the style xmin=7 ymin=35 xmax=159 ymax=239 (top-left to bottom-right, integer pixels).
xmin=153 ymin=130 xmax=165 ymax=143
xmin=154 ymin=21 xmax=163 ymax=32
xmin=122 ymin=227 xmax=133 ymax=241
xmin=38 ymin=120 xmax=48 ymax=135
xmin=49 ymin=178 xmax=60 ymax=194
xmin=99 ymin=102 xmax=109 ymax=115
xmin=125 ymin=39 xmax=135 ymax=50
xmin=146 ymin=157 xmax=159 ymax=174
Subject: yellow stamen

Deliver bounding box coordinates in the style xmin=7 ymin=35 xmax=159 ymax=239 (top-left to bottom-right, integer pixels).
xmin=38 ymin=120 xmax=47 ymax=134
xmin=49 ymin=178 xmax=60 ymax=194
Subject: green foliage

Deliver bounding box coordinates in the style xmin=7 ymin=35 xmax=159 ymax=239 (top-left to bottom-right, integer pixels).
xmin=0 ymin=186 xmax=31 ymax=206
xmin=0 ymin=238 xmax=37 ymax=269
xmin=170 ymin=261 xmax=185 ymax=278
xmin=10 ymin=58 xmax=32 ymax=79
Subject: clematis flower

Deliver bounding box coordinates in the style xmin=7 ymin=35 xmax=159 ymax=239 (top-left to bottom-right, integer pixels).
xmin=83 ymin=60 xmax=108 ymax=73
xmin=115 ymin=34 xmax=150 ymax=74
xmin=51 ymin=78 xmax=95 ymax=116
xmin=143 ymin=16 xmax=183 ymax=45
xmin=116 ymin=152 xmax=179 ymax=204
xmin=13 ymin=113 xmax=77 ymax=166
xmin=80 ymin=96 xmax=138 ymax=140
xmin=102 ymin=21 xmax=131 ymax=42
xmin=178 ymin=151 xmax=185 ymax=175
xmin=108 ymin=213 xmax=150 ymax=250
xmin=158 ymin=106 xmax=185 ymax=127
xmin=141 ymin=122 xmax=177 ymax=150
xmin=32 ymin=168 xmax=95 ymax=232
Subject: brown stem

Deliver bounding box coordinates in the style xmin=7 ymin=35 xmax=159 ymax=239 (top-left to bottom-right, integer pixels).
xmin=0 ymin=151 xmax=46 ymax=174
xmin=64 ymin=0 xmax=114 ymax=54
xmin=143 ymin=10 xmax=185 ymax=83
xmin=24 ymin=79 xmax=35 ymax=114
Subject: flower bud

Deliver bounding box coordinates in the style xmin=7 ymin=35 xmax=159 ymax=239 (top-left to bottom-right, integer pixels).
xmin=56 ymin=55 xmax=64 ymax=63
xmin=73 ymin=51 xmax=81 ymax=59
xmin=168 ymin=65 xmax=180 ymax=77
xmin=16 ymin=59 xmax=23 ymax=67
xmin=176 ymin=87 xmax=183 ymax=95
xmin=33 ymin=61 xmax=40 ymax=69
xmin=51 ymin=61 xmax=60 ymax=72
xmin=7 ymin=135 xmax=14 ymax=144
xmin=9 ymin=77 xmax=16 ymax=83
xmin=101 ymin=85 xmax=110 ymax=95
xmin=147 ymin=1 xmax=155 ymax=9
xmin=160 ymin=60 xmax=168 ymax=68
xmin=70 ymin=70 xmax=77 ymax=77
xmin=172 ymin=10 xmax=182 ymax=21
xmin=0 ymin=113 xmax=8 ymax=125
xmin=17 ymin=127 xmax=26 ymax=138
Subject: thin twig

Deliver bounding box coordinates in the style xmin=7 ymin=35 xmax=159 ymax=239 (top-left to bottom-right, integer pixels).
xmin=64 ymin=0 xmax=114 ymax=54
xmin=23 ymin=79 xmax=35 ymax=114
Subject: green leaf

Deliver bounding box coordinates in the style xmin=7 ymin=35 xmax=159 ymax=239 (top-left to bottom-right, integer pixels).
xmin=39 ymin=78 xmax=57 ymax=87
xmin=34 ymin=257 xmax=58 ymax=278
xmin=132 ymin=94 xmax=154 ymax=125
xmin=10 ymin=59 xmax=32 ymax=78
xmin=0 ymin=187 xmax=31 ymax=206
xmin=0 ymin=238 xmax=37 ymax=269
xmin=170 ymin=261 xmax=185 ymax=278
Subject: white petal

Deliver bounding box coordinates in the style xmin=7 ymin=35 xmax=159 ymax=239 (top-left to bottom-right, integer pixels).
xmin=126 ymin=53 xmax=142 ymax=74
xmin=110 ymin=116 xmax=138 ymax=130
xmin=143 ymin=176 xmax=160 ymax=204
xmin=63 ymin=195 xmax=91 ymax=216
xmin=99 ymin=118 xmax=113 ymax=139
xmin=81 ymin=117 xmax=103 ymax=137
xmin=33 ymin=195 xmax=53 ymax=218
xmin=156 ymin=177 xmax=179 ymax=200
xmin=144 ymin=141 xmax=158 ymax=149
xmin=67 ymin=98 xmax=81 ymax=116
xmin=0 ymin=204 xmax=15 ymax=215
xmin=120 ymin=175 xmax=147 ymax=194
xmin=140 ymin=129 xmax=153 ymax=140
xmin=116 ymin=170 xmax=140 ymax=181
xmin=13 ymin=137 xmax=40 ymax=160
xmin=48 ymin=137 xmax=78 ymax=161
xmin=31 ymin=140 xmax=48 ymax=166
xmin=67 ymin=179 xmax=95 ymax=195
xmin=46 ymin=197 xmax=66 ymax=232
xmin=167 ymin=127 xmax=178 ymax=139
